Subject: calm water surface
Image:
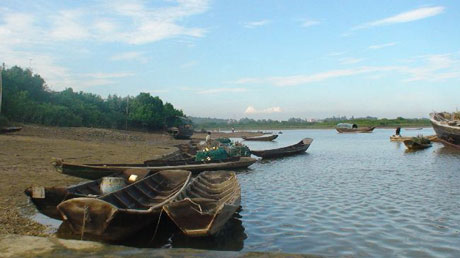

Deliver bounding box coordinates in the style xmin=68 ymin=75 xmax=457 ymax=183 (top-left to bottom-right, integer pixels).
xmin=46 ymin=128 xmax=460 ymax=257
xmin=237 ymin=128 xmax=460 ymax=257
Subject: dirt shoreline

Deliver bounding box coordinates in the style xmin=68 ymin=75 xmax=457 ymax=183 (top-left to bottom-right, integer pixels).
xmin=0 ymin=124 xmax=261 ymax=236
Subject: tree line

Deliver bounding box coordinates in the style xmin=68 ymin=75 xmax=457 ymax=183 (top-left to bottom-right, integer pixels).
xmin=0 ymin=65 xmax=184 ymax=130
xmin=191 ymin=116 xmax=431 ymax=130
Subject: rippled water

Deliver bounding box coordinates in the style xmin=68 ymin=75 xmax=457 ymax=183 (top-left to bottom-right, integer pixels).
xmin=238 ymin=129 xmax=460 ymax=257
xmin=41 ymin=128 xmax=460 ymax=257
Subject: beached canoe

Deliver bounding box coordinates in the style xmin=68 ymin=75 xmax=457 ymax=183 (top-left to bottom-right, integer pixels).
xmin=53 ymin=157 xmax=256 ymax=180
xmin=24 ymin=170 xmax=149 ymax=220
xmin=390 ymin=135 xmax=437 ymax=142
xmin=0 ymin=127 xmax=22 ymax=134
xmin=57 ymin=170 xmax=191 ymax=241
xmin=403 ymin=140 xmax=432 ymax=150
xmin=163 ymin=171 xmax=241 ymax=237
xmin=242 ymin=134 xmax=278 ymax=141
xmin=250 ymin=138 xmax=313 ymax=158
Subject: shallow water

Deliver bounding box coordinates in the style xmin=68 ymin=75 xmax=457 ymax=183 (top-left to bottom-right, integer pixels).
xmin=238 ymin=128 xmax=460 ymax=257
xmin=37 ymin=128 xmax=460 ymax=257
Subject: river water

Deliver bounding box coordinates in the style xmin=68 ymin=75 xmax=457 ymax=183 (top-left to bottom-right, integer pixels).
xmin=50 ymin=128 xmax=460 ymax=257
xmin=237 ymin=128 xmax=460 ymax=257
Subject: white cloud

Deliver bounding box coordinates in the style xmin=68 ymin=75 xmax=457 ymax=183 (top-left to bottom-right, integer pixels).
xmin=353 ymin=6 xmax=445 ymax=30
xmin=85 ymin=72 xmax=135 ymax=79
xmin=368 ymin=42 xmax=397 ymax=50
xmin=339 ymin=57 xmax=364 ymax=65
xmin=245 ymin=106 xmax=282 ymax=114
xmin=198 ymin=88 xmax=248 ymax=94
xmin=234 ymin=53 xmax=460 ymax=87
xmin=328 ymin=51 xmax=346 ymax=57
xmin=49 ymin=10 xmax=90 ymax=40
xmin=301 ymin=20 xmax=320 ymax=27
xmin=243 ymin=20 xmax=270 ymax=28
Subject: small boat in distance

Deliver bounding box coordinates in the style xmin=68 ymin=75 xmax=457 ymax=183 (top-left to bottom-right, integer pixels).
xmin=163 ymin=171 xmax=241 ymax=237
xmin=430 ymin=112 xmax=460 ymax=149
xmin=336 ymin=123 xmax=375 ymax=133
xmin=242 ymin=134 xmax=278 ymax=141
xmin=390 ymin=135 xmax=437 ymax=142
xmin=250 ymin=138 xmax=313 ymax=158
xmin=57 ymin=170 xmax=191 ymax=241
xmin=403 ymin=137 xmax=432 ymax=150
xmin=0 ymin=126 xmax=22 ymax=134
xmin=167 ymin=117 xmax=194 ymax=139
xmin=405 ymin=127 xmax=423 ymax=130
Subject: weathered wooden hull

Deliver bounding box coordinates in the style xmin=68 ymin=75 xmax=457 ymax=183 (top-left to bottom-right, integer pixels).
xmin=54 ymin=157 xmax=256 ymax=180
xmin=403 ymin=140 xmax=432 ymax=150
xmin=336 ymin=127 xmax=375 ymax=133
xmin=25 ymin=171 xmax=149 ymax=220
xmin=250 ymin=138 xmax=313 ymax=158
xmin=57 ymin=170 xmax=191 ymax=241
xmin=163 ymin=171 xmax=241 ymax=237
xmin=390 ymin=135 xmax=437 ymax=142
xmin=242 ymin=134 xmax=278 ymax=141
xmin=430 ymin=115 xmax=460 ymax=149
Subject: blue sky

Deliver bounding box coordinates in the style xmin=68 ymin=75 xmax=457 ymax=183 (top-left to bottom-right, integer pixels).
xmin=1 ymin=0 xmax=459 ymax=119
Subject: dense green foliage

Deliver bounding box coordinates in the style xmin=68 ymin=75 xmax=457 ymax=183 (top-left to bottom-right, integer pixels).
xmin=1 ymin=66 xmax=184 ymax=130
xmin=191 ymin=116 xmax=431 ymax=130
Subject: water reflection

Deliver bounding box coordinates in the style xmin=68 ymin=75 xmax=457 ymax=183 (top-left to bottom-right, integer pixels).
xmin=56 ymin=212 xmax=246 ymax=251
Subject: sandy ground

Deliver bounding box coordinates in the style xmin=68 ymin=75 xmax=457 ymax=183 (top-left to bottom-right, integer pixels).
xmin=0 ymin=125 xmax=261 ymax=236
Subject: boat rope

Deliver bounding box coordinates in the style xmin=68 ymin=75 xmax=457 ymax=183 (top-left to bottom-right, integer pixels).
xmin=150 ymin=208 xmax=164 ymax=243
xmin=81 ymin=205 xmax=89 ymax=240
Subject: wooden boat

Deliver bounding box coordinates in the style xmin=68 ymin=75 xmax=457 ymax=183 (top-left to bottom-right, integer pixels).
xmin=0 ymin=126 xmax=22 ymax=134
xmin=163 ymin=171 xmax=241 ymax=237
xmin=242 ymin=134 xmax=278 ymax=141
xmin=405 ymin=127 xmax=423 ymax=130
xmin=430 ymin=112 xmax=460 ymax=149
xmin=403 ymin=139 xmax=432 ymax=150
xmin=336 ymin=123 xmax=375 ymax=133
xmin=167 ymin=117 xmax=194 ymax=139
xmin=24 ymin=170 xmax=150 ymax=220
xmin=53 ymin=157 xmax=256 ymax=180
xmin=390 ymin=135 xmax=437 ymax=142
xmin=250 ymin=138 xmax=313 ymax=158
xmin=57 ymin=170 xmax=191 ymax=241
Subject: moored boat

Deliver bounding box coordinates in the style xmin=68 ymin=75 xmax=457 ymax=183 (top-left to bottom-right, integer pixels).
xmin=163 ymin=171 xmax=241 ymax=237
xmin=250 ymin=138 xmax=313 ymax=158
xmin=336 ymin=123 xmax=375 ymax=133
xmin=53 ymin=157 xmax=257 ymax=180
xmin=57 ymin=170 xmax=191 ymax=241
xmin=405 ymin=127 xmax=423 ymax=130
xmin=403 ymin=139 xmax=432 ymax=150
xmin=430 ymin=112 xmax=460 ymax=149
xmin=242 ymin=134 xmax=278 ymax=141
xmin=24 ymin=170 xmax=148 ymax=220
xmin=390 ymin=135 xmax=437 ymax=142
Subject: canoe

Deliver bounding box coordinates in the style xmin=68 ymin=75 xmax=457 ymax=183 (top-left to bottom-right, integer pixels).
xmin=53 ymin=157 xmax=256 ymax=180
xmin=403 ymin=140 xmax=432 ymax=150
xmin=242 ymin=134 xmax=278 ymax=141
xmin=405 ymin=127 xmax=423 ymax=130
xmin=430 ymin=112 xmax=460 ymax=150
xmin=250 ymin=138 xmax=313 ymax=158
xmin=390 ymin=135 xmax=437 ymax=142
xmin=336 ymin=127 xmax=375 ymax=133
xmin=24 ymin=170 xmax=149 ymax=220
xmin=57 ymin=170 xmax=191 ymax=241
xmin=0 ymin=127 xmax=22 ymax=134
xmin=163 ymin=171 xmax=241 ymax=237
